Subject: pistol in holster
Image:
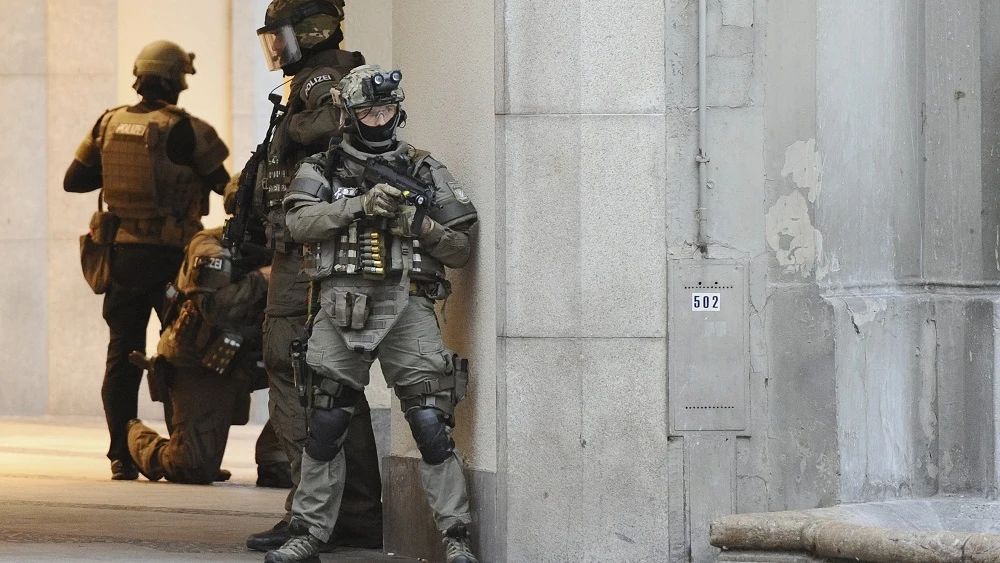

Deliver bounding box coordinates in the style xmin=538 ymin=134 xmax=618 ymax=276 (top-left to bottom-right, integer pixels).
xmin=289 ymin=339 xmax=312 ymax=408
xmin=129 ymin=351 xmax=175 ymax=403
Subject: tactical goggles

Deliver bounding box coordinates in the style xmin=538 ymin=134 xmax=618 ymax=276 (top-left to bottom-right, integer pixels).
xmin=256 ymin=1 xmax=344 ymax=71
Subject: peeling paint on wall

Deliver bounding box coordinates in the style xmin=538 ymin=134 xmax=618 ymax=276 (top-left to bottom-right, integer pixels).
xmin=766 ymin=190 xmax=823 ymax=277
xmin=845 ymin=297 xmax=888 ymax=328
xmin=781 ymin=139 xmax=823 ymax=203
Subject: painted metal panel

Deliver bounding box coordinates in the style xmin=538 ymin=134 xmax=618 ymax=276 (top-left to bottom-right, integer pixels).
xmin=669 ymin=260 xmax=749 ymax=432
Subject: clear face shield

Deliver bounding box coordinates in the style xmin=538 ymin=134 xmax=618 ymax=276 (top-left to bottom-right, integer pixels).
xmin=257 ymin=23 xmax=302 ymax=71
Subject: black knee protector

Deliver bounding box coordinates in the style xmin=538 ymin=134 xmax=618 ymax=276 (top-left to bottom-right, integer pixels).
xmin=306 ymin=406 xmax=353 ymax=462
xmin=405 ymin=407 xmax=454 ymax=465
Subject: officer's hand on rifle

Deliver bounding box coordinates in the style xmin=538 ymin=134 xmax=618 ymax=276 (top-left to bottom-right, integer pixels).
xmin=361 ymin=183 xmax=403 ymax=217
xmin=390 ymin=205 xmax=435 ymax=239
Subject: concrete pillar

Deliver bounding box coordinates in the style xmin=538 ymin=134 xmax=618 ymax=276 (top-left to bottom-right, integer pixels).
xmin=498 ymin=1 xmax=668 ymax=561
xmin=0 ymin=1 xmax=48 ymax=415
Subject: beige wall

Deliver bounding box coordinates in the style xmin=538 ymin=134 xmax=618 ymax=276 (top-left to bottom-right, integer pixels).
xmin=47 ymin=0 xmax=119 ymax=416
xmin=391 ymin=2 xmax=497 ymax=472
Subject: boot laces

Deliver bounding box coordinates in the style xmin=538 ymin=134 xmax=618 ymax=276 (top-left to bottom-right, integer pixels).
xmin=443 ymin=525 xmax=478 ymax=563
xmin=276 ymin=535 xmax=319 ymax=559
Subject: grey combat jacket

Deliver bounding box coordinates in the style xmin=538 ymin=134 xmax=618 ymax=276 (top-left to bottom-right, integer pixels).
xmin=283 ymin=140 xmax=477 ymax=278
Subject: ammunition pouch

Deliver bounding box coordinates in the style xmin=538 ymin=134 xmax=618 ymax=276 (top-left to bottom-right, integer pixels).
xmin=201 ymin=330 xmax=244 ymax=376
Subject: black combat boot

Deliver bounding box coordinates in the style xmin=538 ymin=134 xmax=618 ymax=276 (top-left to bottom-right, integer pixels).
xmin=442 ymin=523 xmax=478 ymax=563
xmin=246 ymin=520 xmax=290 ymax=552
xmin=256 ymin=462 xmax=293 ymax=488
xmin=110 ymin=459 xmax=138 ymax=481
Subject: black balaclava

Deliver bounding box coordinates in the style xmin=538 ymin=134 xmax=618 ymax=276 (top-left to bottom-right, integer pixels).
xmin=351 ymin=109 xmax=404 ymax=154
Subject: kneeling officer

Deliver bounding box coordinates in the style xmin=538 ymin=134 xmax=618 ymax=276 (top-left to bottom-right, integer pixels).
xmin=128 ymin=203 xmax=273 ymax=484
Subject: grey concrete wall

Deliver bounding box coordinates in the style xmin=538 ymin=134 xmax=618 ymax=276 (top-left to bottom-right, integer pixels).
xmin=496 ymin=0 xmax=669 ymax=561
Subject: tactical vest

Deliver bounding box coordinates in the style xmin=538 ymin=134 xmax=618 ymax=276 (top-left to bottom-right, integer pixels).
xmin=158 ymin=231 xmax=246 ymax=374
xmin=257 ymin=50 xmax=362 ymax=255
xmin=98 ymin=105 xmax=208 ymax=247
xmin=255 ymin=141 xmax=299 ymax=254
xmin=300 ymin=156 xmax=450 ymax=288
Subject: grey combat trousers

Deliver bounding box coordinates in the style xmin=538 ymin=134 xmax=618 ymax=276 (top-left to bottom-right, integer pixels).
xmin=293 ymin=296 xmax=472 ymax=543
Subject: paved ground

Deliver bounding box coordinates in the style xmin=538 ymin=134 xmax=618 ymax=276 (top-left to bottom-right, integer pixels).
xmin=0 ymin=416 xmax=420 ymax=563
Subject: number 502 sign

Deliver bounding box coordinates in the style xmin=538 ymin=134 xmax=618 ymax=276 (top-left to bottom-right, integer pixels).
xmin=691 ymin=292 xmax=721 ymax=311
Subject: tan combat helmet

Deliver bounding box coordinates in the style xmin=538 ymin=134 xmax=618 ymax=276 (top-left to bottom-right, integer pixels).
xmin=257 ymin=0 xmax=345 ymax=71
xmin=132 ymin=40 xmax=196 ymax=92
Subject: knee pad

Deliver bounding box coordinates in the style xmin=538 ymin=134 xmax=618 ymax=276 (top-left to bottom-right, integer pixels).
xmin=405 ymin=407 xmax=454 ymax=465
xmin=305 ymin=406 xmax=353 ymax=462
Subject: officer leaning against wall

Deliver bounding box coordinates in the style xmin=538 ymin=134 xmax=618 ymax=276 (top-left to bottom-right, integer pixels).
xmin=126 ymin=176 xmax=274 ymax=484
xmin=264 ymin=65 xmax=479 ymax=563
xmin=245 ymin=0 xmax=383 ymax=552
xmin=63 ymin=40 xmax=230 ymax=481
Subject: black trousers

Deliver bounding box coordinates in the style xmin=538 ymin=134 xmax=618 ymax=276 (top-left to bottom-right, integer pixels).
xmin=101 ymin=243 xmax=184 ymax=464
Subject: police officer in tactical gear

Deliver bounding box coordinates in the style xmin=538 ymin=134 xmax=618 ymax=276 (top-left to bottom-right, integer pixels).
xmin=244 ymin=0 xmax=383 ymax=552
xmin=265 ymin=65 xmax=479 ymax=563
xmin=64 ymin=40 xmax=230 ymax=481
xmin=126 ymin=176 xmax=290 ymax=486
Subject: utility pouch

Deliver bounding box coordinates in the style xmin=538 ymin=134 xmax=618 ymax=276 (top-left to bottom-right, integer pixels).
xmin=350 ymin=294 xmax=369 ymax=330
xmin=290 ymin=339 xmax=310 ymax=408
xmin=334 ymin=291 xmax=370 ymax=330
xmin=450 ymin=352 xmax=469 ymax=404
xmin=335 ymin=292 xmax=351 ymax=328
xmin=79 ymin=193 xmax=119 ymax=294
xmin=90 ymin=209 xmax=120 ymax=245
xmin=201 ymin=330 xmax=244 ymax=376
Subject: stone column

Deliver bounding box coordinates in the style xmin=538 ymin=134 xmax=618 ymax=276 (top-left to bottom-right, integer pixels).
xmin=46 ymin=0 xmax=118 ymax=417
xmin=0 ymin=1 xmax=49 ymax=415
xmin=497 ymin=1 xmax=669 ymax=561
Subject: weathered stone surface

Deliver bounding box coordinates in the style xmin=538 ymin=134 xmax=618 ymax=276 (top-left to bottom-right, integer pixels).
xmin=712 ymin=501 xmax=1000 ymax=563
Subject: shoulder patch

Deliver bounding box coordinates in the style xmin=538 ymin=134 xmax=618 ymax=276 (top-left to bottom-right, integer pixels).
xmin=195 ymin=255 xmax=227 ymax=271
xmin=304 ymin=74 xmax=334 ymax=100
xmin=447 ymin=181 xmax=471 ymax=203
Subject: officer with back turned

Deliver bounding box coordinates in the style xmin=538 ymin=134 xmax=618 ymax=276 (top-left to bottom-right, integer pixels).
xmin=64 ymin=40 xmax=230 ymax=481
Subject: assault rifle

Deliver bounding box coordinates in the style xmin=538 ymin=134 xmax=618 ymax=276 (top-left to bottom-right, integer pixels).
xmin=328 ymin=145 xmax=439 ymax=231
xmin=223 ymin=93 xmax=286 ymax=251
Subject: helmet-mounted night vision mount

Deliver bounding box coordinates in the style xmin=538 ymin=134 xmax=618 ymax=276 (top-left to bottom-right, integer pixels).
xmin=257 ymin=1 xmax=345 ymax=71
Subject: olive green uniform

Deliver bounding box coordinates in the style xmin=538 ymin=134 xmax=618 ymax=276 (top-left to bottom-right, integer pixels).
xmin=128 ymin=228 xmax=269 ymax=484
xmin=282 ymin=140 xmax=478 ymax=542
xmin=256 ymin=49 xmax=382 ymax=538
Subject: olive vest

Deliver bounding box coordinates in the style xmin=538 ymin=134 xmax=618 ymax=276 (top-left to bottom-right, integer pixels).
xmin=98 ymin=105 xmax=209 ymax=247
